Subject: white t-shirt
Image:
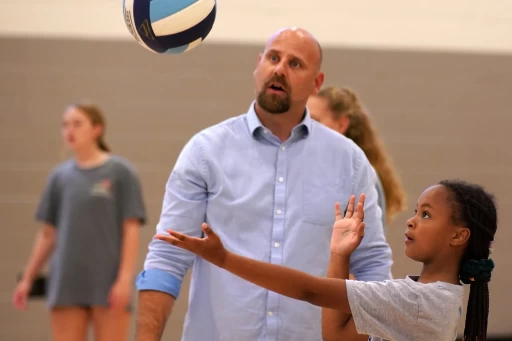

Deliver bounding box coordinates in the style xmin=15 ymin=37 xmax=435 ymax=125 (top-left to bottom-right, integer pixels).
xmin=346 ymin=276 xmax=464 ymax=341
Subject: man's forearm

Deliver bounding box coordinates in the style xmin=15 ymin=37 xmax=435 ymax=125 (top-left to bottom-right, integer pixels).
xmin=135 ymin=290 xmax=175 ymax=341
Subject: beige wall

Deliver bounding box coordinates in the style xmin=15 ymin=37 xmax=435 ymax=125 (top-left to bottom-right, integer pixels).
xmin=3 ymin=0 xmax=512 ymax=54
xmin=0 ymin=36 xmax=511 ymax=340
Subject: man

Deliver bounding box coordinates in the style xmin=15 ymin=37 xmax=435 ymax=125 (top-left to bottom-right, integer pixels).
xmin=135 ymin=27 xmax=393 ymax=341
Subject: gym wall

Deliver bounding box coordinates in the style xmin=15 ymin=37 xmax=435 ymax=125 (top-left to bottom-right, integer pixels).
xmin=2 ymin=0 xmax=512 ymax=54
xmin=1 ymin=1 xmax=511 ymax=340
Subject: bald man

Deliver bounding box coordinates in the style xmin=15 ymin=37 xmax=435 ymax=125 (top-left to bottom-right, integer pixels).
xmin=135 ymin=28 xmax=392 ymax=341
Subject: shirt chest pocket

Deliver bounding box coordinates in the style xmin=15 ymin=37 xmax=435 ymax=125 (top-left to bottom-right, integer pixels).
xmin=302 ymin=177 xmax=349 ymax=226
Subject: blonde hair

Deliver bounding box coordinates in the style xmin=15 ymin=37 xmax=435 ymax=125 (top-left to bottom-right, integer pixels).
xmin=72 ymin=102 xmax=111 ymax=152
xmin=315 ymin=86 xmax=407 ymax=224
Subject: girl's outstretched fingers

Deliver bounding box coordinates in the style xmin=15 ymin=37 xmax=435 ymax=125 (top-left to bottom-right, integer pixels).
xmin=357 ymin=222 xmax=366 ymax=238
xmin=154 ymin=229 xmax=190 ymax=249
xmin=334 ymin=202 xmax=342 ymax=221
xmin=168 ymin=229 xmax=188 ymax=241
xmin=345 ymin=195 xmax=356 ymax=219
xmin=202 ymin=223 xmax=214 ymax=236
xmin=357 ymin=193 xmax=366 ymax=213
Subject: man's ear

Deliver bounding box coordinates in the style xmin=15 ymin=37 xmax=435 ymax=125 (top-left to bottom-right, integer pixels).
xmin=312 ymin=71 xmax=325 ymax=95
xmin=253 ymin=53 xmax=263 ymax=79
xmin=256 ymin=53 xmax=263 ymax=68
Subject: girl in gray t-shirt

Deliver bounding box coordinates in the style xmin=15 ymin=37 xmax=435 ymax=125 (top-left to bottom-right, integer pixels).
xmin=12 ymin=103 xmax=147 ymax=341
xmin=156 ymin=179 xmax=497 ymax=341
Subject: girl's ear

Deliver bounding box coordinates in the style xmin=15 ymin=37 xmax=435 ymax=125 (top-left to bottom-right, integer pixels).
xmin=93 ymin=124 xmax=104 ymax=140
xmin=451 ymin=227 xmax=471 ymax=247
xmin=337 ymin=115 xmax=351 ymax=135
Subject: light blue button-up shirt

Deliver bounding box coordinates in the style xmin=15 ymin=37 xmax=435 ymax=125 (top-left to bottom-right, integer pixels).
xmin=137 ymin=102 xmax=393 ymax=341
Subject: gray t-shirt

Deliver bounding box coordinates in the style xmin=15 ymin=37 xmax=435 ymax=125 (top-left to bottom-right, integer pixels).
xmin=346 ymin=276 xmax=464 ymax=341
xmin=35 ymin=155 xmax=147 ymax=308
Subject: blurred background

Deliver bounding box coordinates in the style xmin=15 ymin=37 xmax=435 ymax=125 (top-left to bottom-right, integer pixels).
xmin=1 ymin=0 xmax=511 ymax=340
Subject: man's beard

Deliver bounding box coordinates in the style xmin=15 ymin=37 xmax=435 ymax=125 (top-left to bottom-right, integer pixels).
xmin=256 ymin=76 xmax=291 ymax=114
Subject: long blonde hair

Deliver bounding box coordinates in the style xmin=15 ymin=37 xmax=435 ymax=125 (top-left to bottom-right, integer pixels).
xmin=315 ymin=86 xmax=407 ymax=224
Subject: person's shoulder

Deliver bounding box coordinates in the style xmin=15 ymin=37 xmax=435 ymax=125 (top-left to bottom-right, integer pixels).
xmin=311 ymin=120 xmax=359 ymax=150
xmin=421 ymin=280 xmax=464 ymax=298
xmin=39 ymin=159 xmax=75 ymax=189
xmin=107 ymin=155 xmax=140 ymax=176
xmin=346 ymin=278 xmax=418 ymax=301
xmin=374 ymin=278 xmax=412 ymax=287
xmin=310 ymin=120 xmax=367 ymax=166
xmin=404 ymin=277 xmax=464 ymax=300
xmin=348 ymin=278 xmax=409 ymax=289
xmin=191 ymin=113 xmax=249 ymax=147
xmin=409 ymin=279 xmax=464 ymax=330
xmin=199 ymin=114 xmax=246 ymax=136
xmin=49 ymin=159 xmax=75 ymax=177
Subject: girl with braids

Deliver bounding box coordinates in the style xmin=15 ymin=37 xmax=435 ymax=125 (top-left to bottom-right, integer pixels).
xmin=307 ymin=86 xmax=406 ymax=226
xmin=155 ymin=179 xmax=497 ymax=341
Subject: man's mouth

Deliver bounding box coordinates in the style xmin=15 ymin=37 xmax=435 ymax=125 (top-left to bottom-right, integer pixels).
xmin=268 ymin=82 xmax=286 ymax=92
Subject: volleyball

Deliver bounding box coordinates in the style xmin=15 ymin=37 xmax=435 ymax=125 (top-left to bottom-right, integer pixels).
xmin=122 ymin=0 xmax=216 ymax=54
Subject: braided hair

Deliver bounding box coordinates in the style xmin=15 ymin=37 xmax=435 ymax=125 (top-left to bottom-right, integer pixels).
xmin=439 ymin=179 xmax=497 ymax=341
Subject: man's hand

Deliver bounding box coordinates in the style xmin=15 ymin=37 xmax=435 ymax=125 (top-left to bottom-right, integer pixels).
xmin=156 ymin=223 xmax=228 ymax=268
xmin=331 ymin=194 xmax=366 ymax=256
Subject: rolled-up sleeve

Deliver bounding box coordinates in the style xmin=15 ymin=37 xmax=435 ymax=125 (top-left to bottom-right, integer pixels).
xmin=136 ymin=135 xmax=208 ymax=298
xmin=349 ymin=149 xmax=393 ymax=281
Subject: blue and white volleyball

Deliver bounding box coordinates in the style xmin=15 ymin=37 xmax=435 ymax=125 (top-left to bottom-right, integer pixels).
xmin=123 ymin=0 xmax=216 ymax=54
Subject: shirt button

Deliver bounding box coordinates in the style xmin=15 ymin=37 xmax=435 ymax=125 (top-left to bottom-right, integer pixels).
xmin=268 ymin=311 xmax=273 ymax=316
xmin=281 ymin=146 xmax=286 ymax=151
xmin=276 ymin=209 xmax=282 ymax=215
xmin=274 ymin=242 xmax=280 ymax=248
xmin=278 ymin=177 xmax=284 ymax=183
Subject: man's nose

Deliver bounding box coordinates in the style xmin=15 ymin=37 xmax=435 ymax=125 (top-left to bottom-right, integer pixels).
xmin=273 ymin=61 xmax=286 ymax=75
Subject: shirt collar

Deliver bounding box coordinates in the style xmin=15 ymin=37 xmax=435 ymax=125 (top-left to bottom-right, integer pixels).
xmin=246 ymin=101 xmax=312 ymax=138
